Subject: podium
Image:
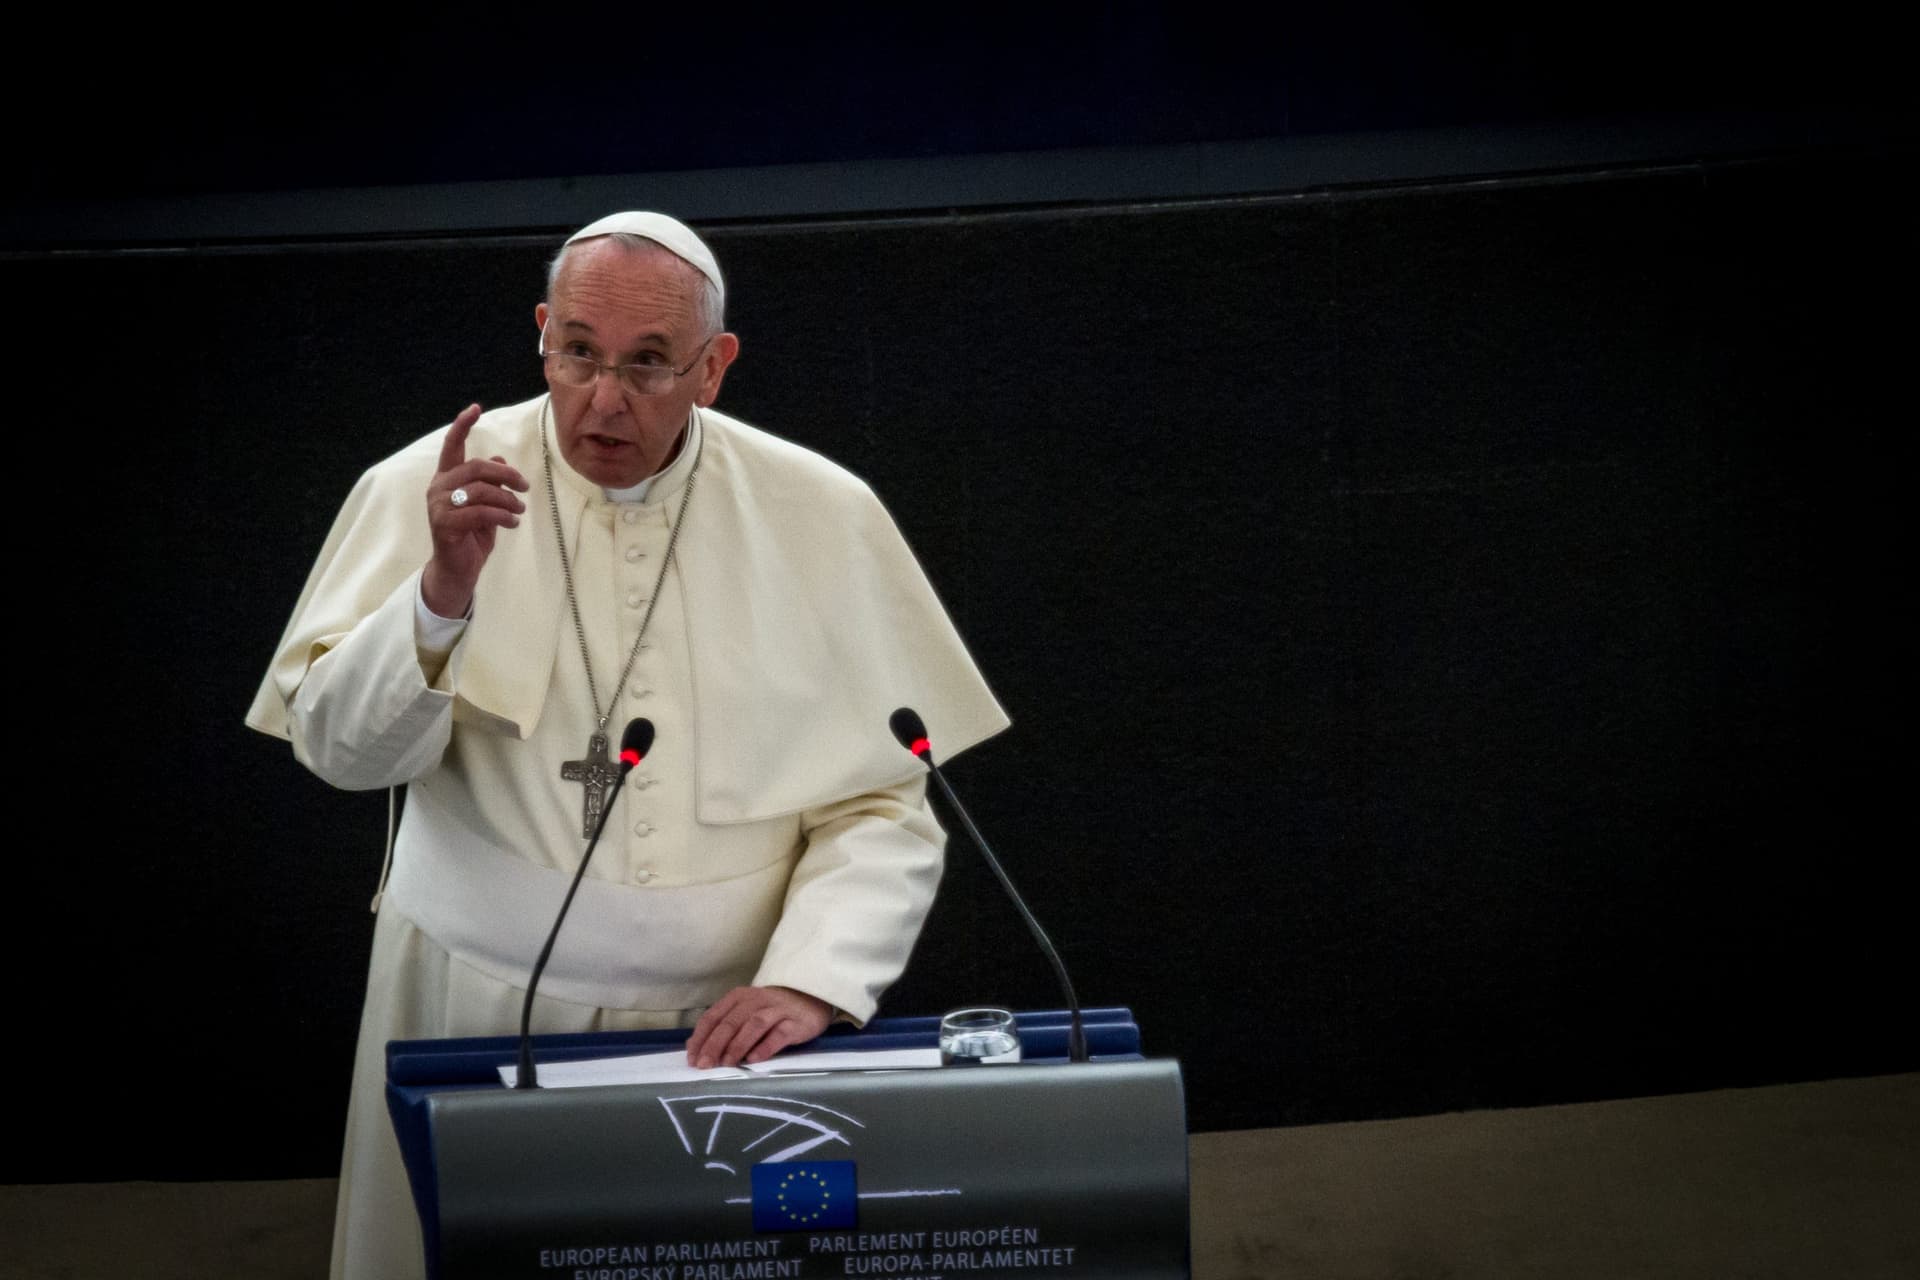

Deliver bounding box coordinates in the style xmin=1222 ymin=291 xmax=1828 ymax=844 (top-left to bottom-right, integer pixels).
xmin=388 ymin=1008 xmax=1188 ymax=1279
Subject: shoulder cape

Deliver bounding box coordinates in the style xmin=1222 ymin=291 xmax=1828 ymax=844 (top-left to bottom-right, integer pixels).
xmin=246 ymin=397 xmax=1009 ymax=822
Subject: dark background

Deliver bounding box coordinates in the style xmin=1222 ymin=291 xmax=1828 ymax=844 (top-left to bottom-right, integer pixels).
xmin=2 ymin=5 xmax=1912 ymax=1182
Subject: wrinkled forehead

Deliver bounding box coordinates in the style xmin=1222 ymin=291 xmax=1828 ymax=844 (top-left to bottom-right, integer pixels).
xmin=547 ymin=239 xmax=711 ymax=348
xmin=565 ymin=211 xmax=724 ymax=297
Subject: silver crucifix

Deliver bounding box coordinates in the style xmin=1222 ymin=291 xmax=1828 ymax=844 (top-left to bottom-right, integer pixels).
xmin=560 ymin=730 xmax=625 ymax=839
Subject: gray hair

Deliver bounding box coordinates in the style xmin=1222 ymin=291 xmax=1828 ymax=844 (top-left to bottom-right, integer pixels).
xmin=545 ymin=233 xmax=726 ymax=337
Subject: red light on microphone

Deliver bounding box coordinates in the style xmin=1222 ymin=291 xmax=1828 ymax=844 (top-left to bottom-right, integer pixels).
xmin=619 ymin=719 xmax=655 ymax=766
xmin=890 ymin=708 xmax=933 ymax=764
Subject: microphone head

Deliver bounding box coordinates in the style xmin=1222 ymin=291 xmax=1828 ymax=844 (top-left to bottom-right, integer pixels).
xmin=619 ymin=718 xmax=655 ymax=769
xmin=889 ymin=707 xmax=933 ymax=762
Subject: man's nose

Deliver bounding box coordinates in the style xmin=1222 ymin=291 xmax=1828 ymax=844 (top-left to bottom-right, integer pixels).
xmin=589 ymin=367 xmax=629 ymax=414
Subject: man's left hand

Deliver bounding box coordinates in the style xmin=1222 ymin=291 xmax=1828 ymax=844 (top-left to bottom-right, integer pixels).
xmin=686 ymin=985 xmax=832 ymax=1069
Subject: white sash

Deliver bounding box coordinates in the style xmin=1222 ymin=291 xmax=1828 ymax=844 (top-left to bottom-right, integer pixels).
xmin=385 ymin=785 xmax=792 ymax=1011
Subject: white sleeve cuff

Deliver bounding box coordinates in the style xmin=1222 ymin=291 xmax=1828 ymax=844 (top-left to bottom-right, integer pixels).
xmin=414 ymin=580 xmax=471 ymax=652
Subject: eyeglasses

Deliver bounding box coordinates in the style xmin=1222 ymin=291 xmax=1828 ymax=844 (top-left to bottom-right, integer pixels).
xmin=539 ymin=324 xmax=712 ymax=397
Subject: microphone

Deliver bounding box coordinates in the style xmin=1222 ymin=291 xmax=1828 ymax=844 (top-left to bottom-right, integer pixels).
xmin=516 ymin=718 xmax=653 ymax=1089
xmin=890 ymin=707 xmax=932 ymax=762
xmin=890 ymin=707 xmax=1088 ymax=1064
xmin=619 ymin=717 xmax=655 ymax=769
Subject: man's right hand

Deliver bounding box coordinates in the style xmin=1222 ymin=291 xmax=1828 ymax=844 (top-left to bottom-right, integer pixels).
xmin=421 ymin=404 xmax=531 ymax=618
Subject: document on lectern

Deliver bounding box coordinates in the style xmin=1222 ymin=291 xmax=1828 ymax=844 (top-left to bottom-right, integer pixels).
xmin=494 ymin=1047 xmax=941 ymax=1088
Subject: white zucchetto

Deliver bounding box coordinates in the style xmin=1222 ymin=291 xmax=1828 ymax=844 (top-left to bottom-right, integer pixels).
xmin=565 ymin=211 xmax=724 ymax=310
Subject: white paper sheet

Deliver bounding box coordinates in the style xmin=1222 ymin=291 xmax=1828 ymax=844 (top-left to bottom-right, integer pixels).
xmin=498 ymin=1047 xmax=942 ymax=1088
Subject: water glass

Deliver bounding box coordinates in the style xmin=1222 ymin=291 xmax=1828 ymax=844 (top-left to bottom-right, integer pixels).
xmin=939 ymin=1008 xmax=1021 ymax=1065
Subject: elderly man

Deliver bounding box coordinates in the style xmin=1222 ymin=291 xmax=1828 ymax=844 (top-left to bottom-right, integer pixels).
xmin=247 ymin=212 xmax=1006 ymax=1280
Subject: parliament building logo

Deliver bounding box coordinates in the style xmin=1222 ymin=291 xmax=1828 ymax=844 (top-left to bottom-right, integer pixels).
xmin=659 ymin=1092 xmax=863 ymax=1173
xmin=657 ymin=1093 xmax=962 ymax=1229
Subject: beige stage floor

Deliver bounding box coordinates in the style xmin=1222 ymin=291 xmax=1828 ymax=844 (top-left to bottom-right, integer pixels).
xmin=5 ymin=1072 xmax=1915 ymax=1278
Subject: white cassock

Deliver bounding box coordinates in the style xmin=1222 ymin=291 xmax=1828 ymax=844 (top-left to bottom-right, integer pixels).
xmin=246 ymin=396 xmax=1008 ymax=1280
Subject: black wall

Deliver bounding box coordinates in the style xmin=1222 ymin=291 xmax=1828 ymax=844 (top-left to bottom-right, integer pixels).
xmin=4 ymin=143 xmax=1912 ymax=1182
xmin=3 ymin=7 xmax=1914 ymax=1183
xmin=9 ymin=6 xmax=1895 ymax=204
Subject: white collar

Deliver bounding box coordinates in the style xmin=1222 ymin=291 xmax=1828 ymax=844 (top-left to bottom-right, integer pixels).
xmin=543 ymin=401 xmax=701 ymax=507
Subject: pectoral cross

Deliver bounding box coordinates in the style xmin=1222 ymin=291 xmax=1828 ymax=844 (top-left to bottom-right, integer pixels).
xmin=560 ymin=730 xmax=624 ymax=839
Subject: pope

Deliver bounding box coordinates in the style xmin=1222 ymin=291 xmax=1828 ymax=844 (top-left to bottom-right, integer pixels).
xmin=247 ymin=211 xmax=1007 ymax=1280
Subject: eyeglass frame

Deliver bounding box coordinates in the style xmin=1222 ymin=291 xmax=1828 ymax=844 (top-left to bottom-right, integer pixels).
xmin=538 ymin=320 xmax=715 ymax=397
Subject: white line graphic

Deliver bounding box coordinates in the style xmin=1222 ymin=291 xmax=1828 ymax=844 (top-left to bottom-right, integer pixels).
xmin=723 ymin=1189 xmax=963 ymax=1205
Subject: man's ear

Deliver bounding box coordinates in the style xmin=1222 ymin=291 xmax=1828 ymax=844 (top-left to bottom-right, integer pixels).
xmin=697 ymin=332 xmax=741 ymax=407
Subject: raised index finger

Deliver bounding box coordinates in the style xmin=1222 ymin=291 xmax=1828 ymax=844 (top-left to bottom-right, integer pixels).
xmin=436 ymin=403 xmax=484 ymax=475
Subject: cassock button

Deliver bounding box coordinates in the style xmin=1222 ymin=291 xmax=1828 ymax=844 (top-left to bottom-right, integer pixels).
xmin=629 ymin=773 xmax=653 ymax=790
xmin=622 ymin=510 xmax=640 ymax=525
xmin=625 ymin=545 xmax=647 ymax=563
xmin=630 ymin=686 xmax=652 ymax=699
xmin=633 ymin=869 xmax=655 ymax=884
xmin=626 ymin=591 xmax=645 ymax=609
xmin=634 ymin=821 xmax=654 ymax=837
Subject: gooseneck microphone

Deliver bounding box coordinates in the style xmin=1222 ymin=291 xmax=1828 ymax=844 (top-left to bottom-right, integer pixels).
xmin=516 ymin=718 xmax=654 ymax=1089
xmin=890 ymin=707 xmax=1089 ymax=1063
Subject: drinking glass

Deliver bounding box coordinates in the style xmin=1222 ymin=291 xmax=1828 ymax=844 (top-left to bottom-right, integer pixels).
xmin=938 ymin=1008 xmax=1021 ymax=1065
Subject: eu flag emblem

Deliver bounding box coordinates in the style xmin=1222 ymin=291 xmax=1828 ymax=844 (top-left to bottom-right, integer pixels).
xmin=751 ymin=1160 xmax=858 ymax=1231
